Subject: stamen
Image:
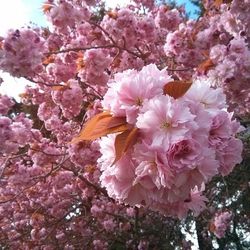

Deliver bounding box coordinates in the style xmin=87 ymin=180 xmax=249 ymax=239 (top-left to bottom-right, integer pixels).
xmin=161 ymin=121 xmax=170 ymax=129
xmin=135 ymin=97 xmax=143 ymax=106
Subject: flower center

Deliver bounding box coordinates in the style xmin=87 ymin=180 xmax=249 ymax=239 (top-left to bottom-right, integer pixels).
xmin=161 ymin=121 xmax=171 ymax=130
xmin=135 ymin=97 xmax=143 ymax=106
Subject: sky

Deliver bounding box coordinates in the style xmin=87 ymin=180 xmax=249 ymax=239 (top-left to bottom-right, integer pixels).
xmin=0 ymin=0 xmax=198 ymax=99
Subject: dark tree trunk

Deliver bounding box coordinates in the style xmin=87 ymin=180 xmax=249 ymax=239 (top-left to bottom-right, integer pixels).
xmin=195 ymin=219 xmax=213 ymax=250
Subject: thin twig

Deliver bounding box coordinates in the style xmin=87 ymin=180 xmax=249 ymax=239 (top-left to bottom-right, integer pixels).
xmin=46 ymin=45 xmax=114 ymax=55
xmin=166 ymin=67 xmax=192 ymax=72
xmin=24 ymin=76 xmax=64 ymax=87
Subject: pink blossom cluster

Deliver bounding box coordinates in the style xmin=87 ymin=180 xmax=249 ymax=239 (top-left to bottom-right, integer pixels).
xmin=98 ymin=64 xmax=243 ymax=218
xmin=193 ymin=1 xmax=250 ymax=115
xmin=0 ymin=149 xmax=158 ymax=250
xmin=101 ymin=5 xmax=182 ymax=50
xmin=232 ymin=0 xmax=250 ymax=37
xmin=0 ymin=0 xmax=248 ymax=248
xmin=78 ymin=49 xmax=112 ymax=86
xmin=100 ymin=6 xmax=183 ymax=71
xmin=46 ymin=53 xmax=77 ymax=83
xmin=51 ymin=80 xmax=83 ymax=119
xmin=68 ymin=141 xmax=100 ymax=168
xmin=28 ymin=139 xmax=62 ymax=167
xmin=44 ymin=0 xmax=90 ymax=34
xmin=46 ymin=32 xmax=63 ymax=52
xmin=0 ymin=94 xmax=14 ymax=115
xmin=164 ymin=21 xmax=204 ymax=68
xmin=155 ymin=7 xmax=183 ymax=33
xmin=0 ymin=114 xmax=35 ymax=155
xmin=207 ymin=38 xmax=250 ymax=114
xmin=29 ymin=86 xmax=81 ymax=144
xmin=101 ymin=8 xmax=138 ymax=49
xmin=0 ymin=29 xmax=45 ymax=77
xmin=212 ymin=211 xmax=232 ymax=238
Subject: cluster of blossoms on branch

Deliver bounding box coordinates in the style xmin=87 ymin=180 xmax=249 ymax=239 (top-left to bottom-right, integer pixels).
xmin=0 ymin=0 xmax=249 ymax=248
xmin=96 ymin=64 xmax=243 ymax=218
xmin=211 ymin=211 xmax=233 ymax=239
xmin=164 ymin=0 xmax=250 ymax=115
xmin=0 ymin=29 xmax=45 ymax=77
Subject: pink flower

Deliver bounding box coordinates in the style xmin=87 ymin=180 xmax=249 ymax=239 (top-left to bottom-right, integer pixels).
xmin=183 ymin=77 xmax=227 ymax=113
xmin=102 ymin=69 xmax=136 ymax=118
xmin=102 ymin=64 xmax=172 ymax=124
xmin=0 ymin=95 xmax=14 ymax=115
xmin=209 ymin=111 xmax=242 ymax=145
xmin=197 ymin=151 xmax=219 ymax=181
xmin=213 ymin=211 xmax=232 ymax=238
xmin=98 ymin=135 xmax=136 ymax=201
xmin=79 ymin=49 xmax=112 ymax=86
xmin=51 ymin=80 xmax=83 ymax=119
xmin=136 ymin=95 xmax=196 ymax=149
xmin=208 ymin=111 xmax=243 ymax=176
xmin=102 ymin=219 xmax=116 ymax=232
xmin=209 ymin=111 xmax=235 ymax=142
xmin=133 ymin=142 xmax=174 ymax=189
xmin=98 ymin=134 xmax=117 ymax=170
xmin=167 ymin=139 xmax=203 ymax=172
xmin=184 ymin=185 xmax=208 ymax=217
xmin=216 ymin=138 xmax=243 ymax=176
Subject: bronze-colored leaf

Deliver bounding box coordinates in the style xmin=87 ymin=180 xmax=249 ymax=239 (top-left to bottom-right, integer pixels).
xmin=163 ymin=80 xmax=192 ymax=99
xmin=51 ymin=84 xmax=71 ymax=91
xmin=197 ymin=58 xmax=214 ymax=74
xmin=214 ymin=0 xmax=223 ymax=7
xmin=212 ymin=0 xmax=232 ymax=8
xmin=42 ymin=4 xmax=53 ymax=13
xmin=112 ymin=127 xmax=139 ymax=165
xmin=71 ymin=112 xmax=129 ymax=143
xmin=76 ymin=52 xmax=85 ymax=71
xmin=209 ymin=221 xmax=216 ymax=233
xmin=43 ymin=55 xmax=55 ymax=66
xmin=108 ymin=11 xmax=118 ymax=19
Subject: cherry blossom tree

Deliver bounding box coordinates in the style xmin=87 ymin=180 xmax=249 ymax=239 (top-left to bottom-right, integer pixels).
xmin=0 ymin=0 xmax=249 ymax=249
